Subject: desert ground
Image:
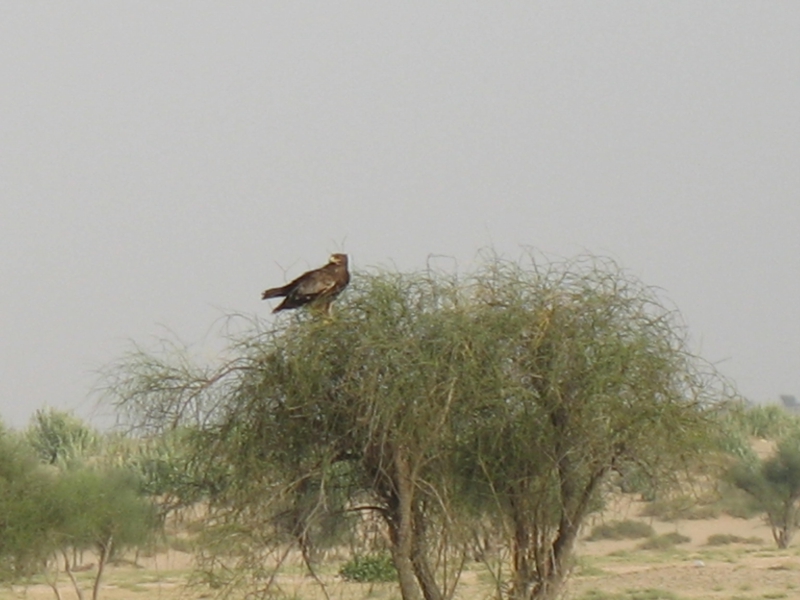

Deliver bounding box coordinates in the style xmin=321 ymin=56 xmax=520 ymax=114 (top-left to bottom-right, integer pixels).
xmin=3 ymin=495 xmax=798 ymax=600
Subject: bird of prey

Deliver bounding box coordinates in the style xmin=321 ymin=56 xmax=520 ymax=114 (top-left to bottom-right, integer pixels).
xmin=261 ymin=254 xmax=350 ymax=315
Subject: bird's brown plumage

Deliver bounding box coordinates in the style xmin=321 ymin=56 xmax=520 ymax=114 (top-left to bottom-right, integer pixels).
xmin=261 ymin=254 xmax=350 ymax=315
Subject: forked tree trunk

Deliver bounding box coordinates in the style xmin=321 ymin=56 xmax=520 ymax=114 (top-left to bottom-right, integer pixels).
xmin=379 ymin=447 xmax=445 ymax=600
xmin=509 ymin=525 xmax=573 ymax=600
xmin=771 ymin=522 xmax=792 ymax=549
xmin=510 ymin=466 xmax=609 ymax=600
xmin=768 ymin=502 xmax=796 ymax=549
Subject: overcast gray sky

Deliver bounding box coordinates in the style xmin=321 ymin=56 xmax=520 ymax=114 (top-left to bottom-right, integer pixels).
xmin=2 ymin=3 xmax=798 ymax=429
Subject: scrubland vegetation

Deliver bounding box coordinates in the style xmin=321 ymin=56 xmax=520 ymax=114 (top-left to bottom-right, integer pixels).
xmin=3 ymin=254 xmax=800 ymax=600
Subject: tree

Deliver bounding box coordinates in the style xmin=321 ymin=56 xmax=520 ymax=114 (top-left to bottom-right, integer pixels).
xmin=729 ymin=435 xmax=800 ymax=548
xmin=111 ymin=270 xmax=481 ymax=600
xmin=0 ymin=421 xmax=155 ymax=600
xmin=48 ymin=468 xmax=156 ymax=600
xmin=106 ymin=252 xmax=721 ymax=600
xmin=452 ymin=256 xmax=721 ymax=599
xmin=26 ymin=409 xmax=98 ymax=469
xmin=0 ymin=426 xmax=55 ymax=582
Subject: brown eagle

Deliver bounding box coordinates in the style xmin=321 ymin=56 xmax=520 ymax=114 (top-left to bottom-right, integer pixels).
xmin=261 ymin=254 xmax=350 ymax=315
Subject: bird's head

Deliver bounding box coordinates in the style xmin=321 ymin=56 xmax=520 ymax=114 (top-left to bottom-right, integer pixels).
xmin=329 ymin=253 xmax=348 ymax=266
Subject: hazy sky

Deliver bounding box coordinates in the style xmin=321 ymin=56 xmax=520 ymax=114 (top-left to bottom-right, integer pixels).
xmin=2 ymin=3 xmax=798 ymax=429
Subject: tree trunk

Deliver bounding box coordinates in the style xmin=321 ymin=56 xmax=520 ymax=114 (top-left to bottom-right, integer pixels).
xmin=373 ymin=444 xmax=444 ymax=600
xmin=46 ymin=579 xmax=63 ymax=600
xmin=510 ymin=509 xmax=533 ymax=600
xmin=769 ymin=506 xmax=794 ymax=549
xmin=92 ymin=536 xmax=113 ymax=600
xmin=44 ymin=555 xmax=63 ymax=600
xmin=772 ymin=523 xmax=791 ymax=549
xmin=508 ymin=464 xmax=608 ymax=600
xmin=61 ymin=549 xmax=85 ymax=600
xmin=410 ymin=504 xmax=443 ymax=600
xmin=386 ymin=450 xmax=424 ymax=600
xmin=392 ymin=545 xmax=424 ymax=600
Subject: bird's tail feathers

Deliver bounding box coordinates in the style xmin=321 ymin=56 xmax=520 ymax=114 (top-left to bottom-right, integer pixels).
xmin=261 ymin=286 xmax=287 ymax=300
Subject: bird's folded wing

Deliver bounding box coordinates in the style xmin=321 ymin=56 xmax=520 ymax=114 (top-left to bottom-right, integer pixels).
xmin=294 ymin=273 xmax=337 ymax=296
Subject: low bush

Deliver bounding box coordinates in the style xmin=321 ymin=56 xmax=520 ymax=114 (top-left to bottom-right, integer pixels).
xmin=339 ymin=553 xmax=397 ymax=583
xmin=587 ymin=520 xmax=655 ymax=541
xmin=706 ymin=533 xmax=762 ymax=546
xmin=578 ymin=588 xmax=680 ymax=600
xmin=637 ymin=532 xmax=691 ymax=550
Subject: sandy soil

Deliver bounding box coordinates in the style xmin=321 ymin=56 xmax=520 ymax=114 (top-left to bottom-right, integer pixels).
xmin=566 ymin=495 xmax=799 ymax=600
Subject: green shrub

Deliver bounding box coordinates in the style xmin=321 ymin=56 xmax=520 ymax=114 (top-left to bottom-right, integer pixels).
xmin=727 ymin=434 xmax=800 ymax=548
xmin=706 ymin=534 xmax=762 ymax=546
xmin=578 ymin=589 xmax=679 ymax=600
xmin=716 ymin=486 xmax=761 ymax=519
xmin=587 ymin=520 xmax=655 ymax=541
xmin=339 ymin=554 xmax=397 ymax=583
xmin=637 ymin=532 xmax=691 ymax=550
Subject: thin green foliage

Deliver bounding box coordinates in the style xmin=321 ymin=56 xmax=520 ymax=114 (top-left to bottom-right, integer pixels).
xmin=105 ymin=251 xmax=725 ymax=600
xmin=25 ymin=408 xmax=99 ymax=469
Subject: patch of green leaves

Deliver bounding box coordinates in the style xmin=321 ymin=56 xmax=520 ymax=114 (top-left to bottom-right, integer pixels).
xmin=339 ymin=554 xmax=397 ymax=583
